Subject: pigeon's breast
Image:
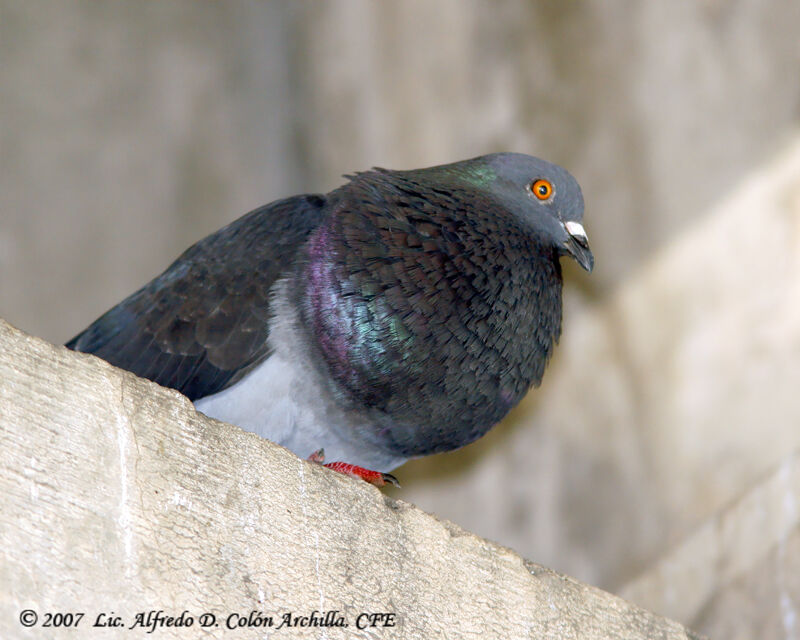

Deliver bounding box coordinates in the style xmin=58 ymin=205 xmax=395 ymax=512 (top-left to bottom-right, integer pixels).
xmin=302 ymin=221 xmax=414 ymax=408
xmin=299 ymin=210 xmax=564 ymax=457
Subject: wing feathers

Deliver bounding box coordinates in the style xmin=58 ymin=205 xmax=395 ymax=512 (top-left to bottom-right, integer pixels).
xmin=67 ymin=194 xmax=326 ymax=400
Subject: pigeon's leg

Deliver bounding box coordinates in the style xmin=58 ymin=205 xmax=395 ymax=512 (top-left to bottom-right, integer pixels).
xmin=308 ymin=449 xmax=400 ymax=488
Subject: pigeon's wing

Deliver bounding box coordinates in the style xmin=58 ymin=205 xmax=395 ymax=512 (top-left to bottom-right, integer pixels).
xmin=66 ymin=194 xmax=326 ymax=400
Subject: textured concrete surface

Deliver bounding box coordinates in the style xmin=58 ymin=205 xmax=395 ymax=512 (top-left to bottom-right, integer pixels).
xmin=622 ymin=452 xmax=800 ymax=640
xmin=399 ymin=136 xmax=800 ymax=589
xmin=0 ymin=318 xmax=700 ymax=640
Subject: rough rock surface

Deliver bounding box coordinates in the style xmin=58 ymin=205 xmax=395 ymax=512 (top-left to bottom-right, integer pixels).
xmin=0 ymin=319 xmax=700 ymax=639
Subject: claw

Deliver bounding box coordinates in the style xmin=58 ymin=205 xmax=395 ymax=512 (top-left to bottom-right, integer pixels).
xmin=378 ymin=472 xmax=401 ymax=488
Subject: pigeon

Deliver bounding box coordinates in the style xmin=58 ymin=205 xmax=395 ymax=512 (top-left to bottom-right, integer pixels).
xmin=67 ymin=153 xmax=592 ymax=486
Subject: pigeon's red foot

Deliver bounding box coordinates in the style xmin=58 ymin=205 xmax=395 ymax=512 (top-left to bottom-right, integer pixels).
xmin=308 ymin=449 xmax=400 ymax=488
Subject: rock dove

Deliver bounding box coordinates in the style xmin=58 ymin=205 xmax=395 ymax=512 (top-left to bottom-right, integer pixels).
xmin=67 ymin=153 xmax=592 ymax=485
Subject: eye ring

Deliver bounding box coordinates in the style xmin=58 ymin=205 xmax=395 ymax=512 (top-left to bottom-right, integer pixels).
xmin=530 ymin=179 xmax=554 ymax=201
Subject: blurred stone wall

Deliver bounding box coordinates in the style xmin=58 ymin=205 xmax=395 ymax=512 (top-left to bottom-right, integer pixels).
xmin=2 ymin=0 xmax=800 ymax=596
xmin=0 ymin=1 xmax=304 ymax=340
xmin=622 ymin=445 xmax=800 ymax=639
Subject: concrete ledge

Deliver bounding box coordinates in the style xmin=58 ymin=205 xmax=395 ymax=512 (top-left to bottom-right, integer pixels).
xmin=0 ymin=319 xmax=699 ymax=639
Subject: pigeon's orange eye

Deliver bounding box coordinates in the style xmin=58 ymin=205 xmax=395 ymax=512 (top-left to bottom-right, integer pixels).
xmin=531 ymin=179 xmax=553 ymax=201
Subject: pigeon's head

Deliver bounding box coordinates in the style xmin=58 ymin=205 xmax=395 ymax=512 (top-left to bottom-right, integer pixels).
xmin=452 ymin=153 xmax=593 ymax=272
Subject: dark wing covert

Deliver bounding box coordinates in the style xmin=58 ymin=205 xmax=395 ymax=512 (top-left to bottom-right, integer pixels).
xmin=66 ymin=194 xmax=326 ymax=400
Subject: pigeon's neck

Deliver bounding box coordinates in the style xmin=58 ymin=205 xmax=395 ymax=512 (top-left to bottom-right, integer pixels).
xmin=294 ymin=173 xmax=563 ymax=456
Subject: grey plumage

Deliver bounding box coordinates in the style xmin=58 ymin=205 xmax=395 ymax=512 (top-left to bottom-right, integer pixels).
xmin=67 ymin=153 xmax=592 ymax=472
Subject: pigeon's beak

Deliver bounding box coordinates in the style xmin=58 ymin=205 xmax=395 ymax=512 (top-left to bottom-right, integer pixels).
xmin=562 ymin=221 xmax=594 ymax=272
